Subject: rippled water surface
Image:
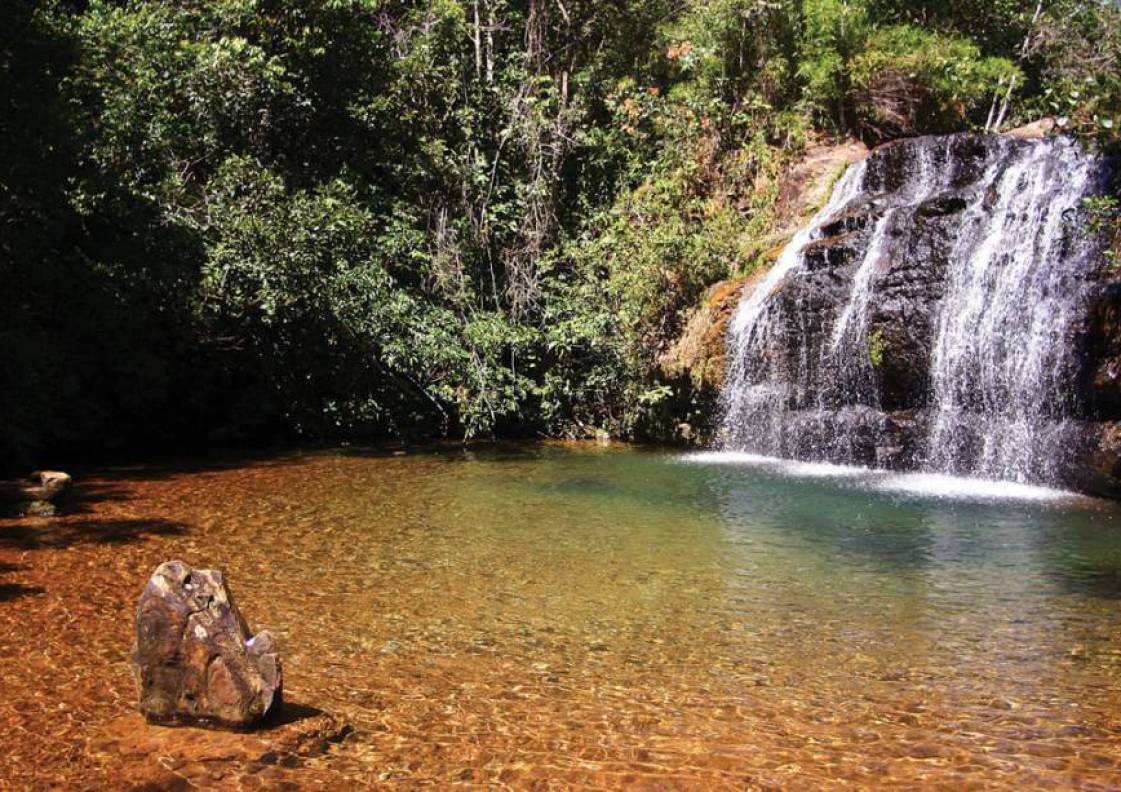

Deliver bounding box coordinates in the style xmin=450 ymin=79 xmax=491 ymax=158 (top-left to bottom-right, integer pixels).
xmin=3 ymin=443 xmax=1121 ymax=788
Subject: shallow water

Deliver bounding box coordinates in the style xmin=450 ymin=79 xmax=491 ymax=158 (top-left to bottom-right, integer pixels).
xmin=2 ymin=443 xmax=1121 ymax=788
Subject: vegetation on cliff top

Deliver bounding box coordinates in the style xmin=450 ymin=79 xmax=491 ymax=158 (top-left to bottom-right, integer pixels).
xmin=2 ymin=0 xmax=1119 ymax=467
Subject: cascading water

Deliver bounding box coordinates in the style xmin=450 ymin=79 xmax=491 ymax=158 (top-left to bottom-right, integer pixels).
xmin=722 ymin=158 xmax=868 ymax=455
xmin=926 ymin=141 xmax=1099 ymax=482
xmin=719 ymin=133 xmax=1115 ymax=490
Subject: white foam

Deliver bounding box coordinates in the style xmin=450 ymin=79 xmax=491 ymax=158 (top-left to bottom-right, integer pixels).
xmin=681 ymin=452 xmax=1080 ymax=503
xmin=681 ymin=452 xmax=870 ymax=479
xmin=873 ymin=472 xmax=1072 ymax=502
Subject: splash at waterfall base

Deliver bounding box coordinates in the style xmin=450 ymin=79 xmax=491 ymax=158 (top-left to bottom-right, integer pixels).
xmin=684 ymin=132 xmax=1121 ymax=498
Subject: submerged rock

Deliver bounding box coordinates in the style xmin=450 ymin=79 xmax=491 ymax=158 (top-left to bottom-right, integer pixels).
xmin=0 ymin=470 xmax=72 ymax=516
xmin=91 ymin=710 xmax=351 ymax=788
xmin=132 ymin=560 xmax=282 ymax=729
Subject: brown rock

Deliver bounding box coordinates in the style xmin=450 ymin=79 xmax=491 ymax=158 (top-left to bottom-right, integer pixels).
xmin=1003 ymin=117 xmax=1056 ymax=140
xmin=28 ymin=470 xmax=72 ymax=500
xmin=132 ymin=560 xmax=282 ymax=729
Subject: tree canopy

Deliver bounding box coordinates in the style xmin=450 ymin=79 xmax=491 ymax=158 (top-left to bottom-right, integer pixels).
xmin=2 ymin=0 xmax=1119 ymax=468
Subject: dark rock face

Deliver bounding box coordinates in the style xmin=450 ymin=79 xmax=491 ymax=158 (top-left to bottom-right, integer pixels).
xmin=1083 ymin=423 xmax=1121 ymax=496
xmin=0 ymin=471 xmax=72 ymax=516
xmin=1084 ymin=276 xmax=1121 ymax=418
xmin=132 ymin=560 xmax=282 ymax=729
xmin=720 ymin=132 xmax=1121 ymax=497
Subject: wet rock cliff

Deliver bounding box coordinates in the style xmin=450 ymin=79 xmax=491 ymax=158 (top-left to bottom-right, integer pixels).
xmin=711 ymin=131 xmax=1121 ymax=497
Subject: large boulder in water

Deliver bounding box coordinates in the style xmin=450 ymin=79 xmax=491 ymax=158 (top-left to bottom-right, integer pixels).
xmin=132 ymin=560 xmax=282 ymax=729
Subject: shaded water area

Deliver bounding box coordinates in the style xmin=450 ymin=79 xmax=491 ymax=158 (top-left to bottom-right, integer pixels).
xmin=3 ymin=443 xmax=1121 ymax=788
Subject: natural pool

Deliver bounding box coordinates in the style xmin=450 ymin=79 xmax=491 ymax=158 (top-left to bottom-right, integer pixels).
xmin=2 ymin=443 xmax=1121 ymax=788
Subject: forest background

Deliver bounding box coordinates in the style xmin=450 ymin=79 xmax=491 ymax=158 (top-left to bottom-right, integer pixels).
xmin=2 ymin=0 xmax=1119 ymax=469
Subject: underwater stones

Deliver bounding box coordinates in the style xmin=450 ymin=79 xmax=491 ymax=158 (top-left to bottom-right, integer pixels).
xmin=0 ymin=470 xmax=72 ymax=516
xmin=91 ymin=710 xmax=352 ymax=789
xmin=132 ymin=560 xmax=282 ymax=729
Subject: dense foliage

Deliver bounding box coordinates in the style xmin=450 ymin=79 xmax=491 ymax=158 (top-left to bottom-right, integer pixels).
xmin=2 ymin=0 xmax=1120 ymax=467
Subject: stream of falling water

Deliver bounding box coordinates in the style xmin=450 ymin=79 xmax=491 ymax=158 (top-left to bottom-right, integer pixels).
xmin=722 ymin=160 xmax=868 ymax=453
xmin=925 ymin=139 xmax=1099 ymax=482
xmin=720 ymin=134 xmax=1110 ymax=487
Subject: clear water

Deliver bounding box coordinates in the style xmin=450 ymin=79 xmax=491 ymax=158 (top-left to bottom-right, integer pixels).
xmin=2 ymin=443 xmax=1121 ymax=787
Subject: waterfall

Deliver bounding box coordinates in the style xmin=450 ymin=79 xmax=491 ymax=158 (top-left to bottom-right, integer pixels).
xmin=926 ymin=140 xmax=1098 ymax=483
xmin=719 ymin=134 xmax=1113 ymax=488
xmin=722 ymin=160 xmax=867 ymax=455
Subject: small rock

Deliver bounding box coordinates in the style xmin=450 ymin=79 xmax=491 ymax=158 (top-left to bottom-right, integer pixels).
xmin=29 ymin=470 xmax=72 ymax=500
xmin=132 ymin=560 xmax=282 ymax=729
xmin=0 ymin=470 xmax=72 ymax=515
